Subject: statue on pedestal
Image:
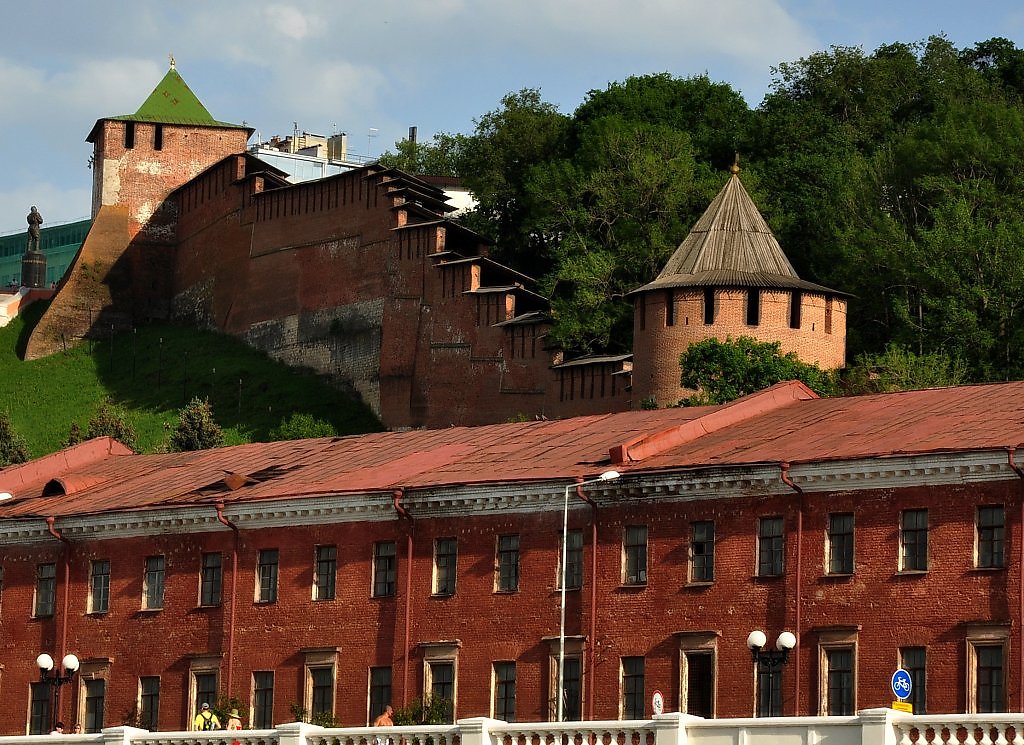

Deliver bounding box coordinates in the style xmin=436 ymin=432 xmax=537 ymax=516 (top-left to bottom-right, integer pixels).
xmin=26 ymin=206 xmax=43 ymax=252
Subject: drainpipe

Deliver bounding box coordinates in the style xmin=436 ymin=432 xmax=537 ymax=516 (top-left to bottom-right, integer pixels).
xmin=575 ymin=478 xmax=599 ymax=720
xmin=45 ymin=517 xmax=72 ymax=675
xmin=393 ymin=488 xmax=414 ymax=708
xmin=215 ymin=502 xmax=240 ymax=697
xmin=780 ymin=463 xmax=803 ymax=717
xmin=1008 ymin=447 xmax=1024 ymax=711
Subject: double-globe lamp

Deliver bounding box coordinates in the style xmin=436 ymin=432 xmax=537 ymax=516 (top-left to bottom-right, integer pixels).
xmin=37 ymin=653 xmax=80 ymax=732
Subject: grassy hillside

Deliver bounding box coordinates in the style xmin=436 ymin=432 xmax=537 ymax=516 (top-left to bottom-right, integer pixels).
xmin=0 ymin=302 xmax=382 ymax=457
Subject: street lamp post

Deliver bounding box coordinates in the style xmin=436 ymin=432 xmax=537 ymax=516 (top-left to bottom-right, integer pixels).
xmin=557 ymin=470 xmax=620 ymax=722
xmin=746 ymin=630 xmax=796 ymax=717
xmin=37 ymin=652 xmax=79 ymax=733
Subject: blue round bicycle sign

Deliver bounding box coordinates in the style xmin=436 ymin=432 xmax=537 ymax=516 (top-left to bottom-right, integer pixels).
xmin=891 ymin=669 xmax=913 ymax=699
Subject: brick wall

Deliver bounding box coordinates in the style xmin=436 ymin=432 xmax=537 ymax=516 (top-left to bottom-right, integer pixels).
xmin=0 ymin=476 xmax=1015 ymax=732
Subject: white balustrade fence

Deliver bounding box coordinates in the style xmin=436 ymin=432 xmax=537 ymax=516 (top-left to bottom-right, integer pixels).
xmin=4 ymin=710 xmax=1024 ymax=745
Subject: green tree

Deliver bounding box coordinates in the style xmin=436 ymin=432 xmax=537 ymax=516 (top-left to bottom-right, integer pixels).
xmin=392 ymin=696 xmax=454 ymax=725
xmin=0 ymin=412 xmax=29 ymax=467
xmin=269 ymin=413 xmax=337 ymax=440
xmin=678 ymin=337 xmax=839 ymax=406
xmin=87 ymin=399 xmax=137 ymax=451
xmin=169 ymin=397 xmax=225 ymax=452
xmin=62 ymin=422 xmax=85 ymax=449
xmin=843 ymin=344 xmax=968 ymax=394
xmin=378 ymin=131 xmax=468 ymax=177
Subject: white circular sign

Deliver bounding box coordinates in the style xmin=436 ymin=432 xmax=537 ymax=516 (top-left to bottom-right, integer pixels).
xmin=652 ymin=690 xmax=664 ymax=715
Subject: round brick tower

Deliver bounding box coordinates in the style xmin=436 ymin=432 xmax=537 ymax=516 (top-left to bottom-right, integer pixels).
xmin=631 ymin=164 xmax=847 ymax=407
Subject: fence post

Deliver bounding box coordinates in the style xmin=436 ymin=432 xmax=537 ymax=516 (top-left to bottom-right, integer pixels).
xmin=100 ymin=725 xmax=148 ymax=745
xmin=278 ymin=721 xmax=319 ymax=745
xmin=457 ymin=717 xmax=500 ymax=745
xmin=653 ymin=713 xmax=691 ymax=745
xmin=856 ymin=708 xmax=899 ymax=745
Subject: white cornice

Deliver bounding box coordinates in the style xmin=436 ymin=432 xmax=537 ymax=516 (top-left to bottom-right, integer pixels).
xmin=0 ymin=449 xmax=1019 ymax=547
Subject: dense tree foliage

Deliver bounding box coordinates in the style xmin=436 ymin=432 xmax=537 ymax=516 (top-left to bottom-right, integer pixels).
xmin=0 ymin=412 xmax=29 ymax=467
xmin=86 ymin=399 xmax=137 ymax=451
xmin=381 ymin=37 xmax=1024 ymax=383
xmin=168 ymin=397 xmax=225 ymax=452
xmin=678 ymin=337 xmax=839 ymax=405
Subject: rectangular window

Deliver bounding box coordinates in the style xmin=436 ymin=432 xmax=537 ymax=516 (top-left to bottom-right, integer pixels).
xmin=195 ymin=672 xmax=218 ymax=711
xmin=977 ymin=505 xmax=1005 ymax=569
xmin=310 ymin=667 xmax=334 ymax=717
xmin=703 ymin=287 xmax=715 ymax=325
xmin=746 ymin=289 xmax=760 ymax=326
xmin=139 ymin=677 xmax=160 ymax=731
xmin=89 ymin=559 xmax=110 ymax=614
xmin=690 ymin=521 xmax=715 ymax=583
xmin=373 ymin=541 xmax=397 ymax=597
xmin=496 ymin=535 xmax=520 ymax=592
xmin=124 ymin=121 xmax=136 ymax=149
xmin=665 ymin=290 xmax=675 ymax=327
xmin=433 ymin=538 xmax=457 ymax=596
xmin=200 ymin=553 xmax=223 ymax=606
xmin=900 ymin=509 xmax=928 ymax=571
xmin=637 ymin=296 xmax=646 ymax=331
xmin=253 ymin=671 xmax=274 ymax=729
xmin=900 ymin=647 xmax=926 ymax=714
xmin=827 ymin=513 xmax=854 ymax=575
xmin=560 ymin=656 xmax=582 ymax=721
xmin=257 ymin=549 xmax=279 ymax=603
xmin=560 ymin=529 xmax=583 ymax=590
xmin=493 ymin=662 xmax=516 ymax=722
xmin=789 ymin=291 xmax=802 ymax=329
xmin=826 ymin=648 xmax=854 ymax=715
xmin=684 ymin=651 xmax=714 ymax=718
xmin=825 ymin=296 xmax=833 ymax=334
xmin=315 ymin=545 xmax=337 ymax=601
xmin=756 ymin=663 xmax=782 ymax=717
xmin=30 ymin=682 xmax=50 ymax=735
xmin=154 ymin=124 xmax=164 ymax=151
xmin=621 ymin=657 xmax=645 ymax=719
xmin=428 ymin=661 xmax=455 ymax=724
xmin=369 ymin=667 xmax=392 ymax=724
xmin=623 ymin=525 xmax=648 ymax=585
xmin=975 ymin=645 xmax=1005 ymax=713
xmin=757 ymin=517 xmax=784 ymax=577
xmin=84 ymin=678 xmax=106 ymax=732
xmin=144 ymin=555 xmax=165 ymax=610
xmin=35 ymin=562 xmax=56 ymax=617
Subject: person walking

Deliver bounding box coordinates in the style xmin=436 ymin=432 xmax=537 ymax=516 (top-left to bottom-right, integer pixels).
xmin=226 ymin=709 xmax=243 ymax=730
xmin=192 ymin=703 xmax=221 ymax=731
xmin=372 ymin=705 xmax=394 ymax=745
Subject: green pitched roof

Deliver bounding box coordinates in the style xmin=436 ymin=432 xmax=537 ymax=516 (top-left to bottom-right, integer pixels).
xmin=88 ymin=67 xmax=249 ymax=140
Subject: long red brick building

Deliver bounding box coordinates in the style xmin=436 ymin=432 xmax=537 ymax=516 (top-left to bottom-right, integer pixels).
xmin=1 ymin=380 xmax=1022 ymax=733
xmin=24 ymin=65 xmax=846 ymax=426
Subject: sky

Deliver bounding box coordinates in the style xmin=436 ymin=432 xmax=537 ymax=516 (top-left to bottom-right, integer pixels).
xmin=1 ymin=0 xmax=1022 ymax=234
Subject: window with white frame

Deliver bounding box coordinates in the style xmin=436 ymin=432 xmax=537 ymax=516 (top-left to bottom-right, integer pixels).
xmin=623 ymin=525 xmax=648 ymax=585
xmin=976 ymin=505 xmax=1005 ymax=569
xmin=89 ymin=559 xmax=110 ymax=614
xmin=677 ymin=631 xmax=718 ymax=718
xmin=314 ymin=545 xmax=337 ymax=601
xmin=188 ymin=655 xmax=220 ymax=723
xmin=493 ymin=662 xmax=516 ymax=722
xmin=302 ymin=648 xmax=339 ymax=722
xmin=433 ymin=538 xmax=457 ymax=596
xmin=545 ymin=636 xmax=584 ymax=721
xmin=900 ymin=647 xmax=926 ymax=714
xmin=689 ymin=520 xmax=715 ymax=583
xmin=77 ymin=658 xmax=112 ymax=733
xmin=757 ymin=517 xmax=784 ymax=577
xmin=495 ymin=535 xmax=520 ymax=592
xmin=966 ymin=624 xmax=1009 ymax=713
xmin=373 ymin=541 xmax=397 ymax=597
xmin=816 ymin=628 xmax=858 ymax=716
xmin=139 ymin=676 xmax=160 ymax=731
xmin=826 ymin=513 xmax=854 ymax=575
xmin=200 ymin=552 xmax=222 ymax=607
xmin=30 ymin=682 xmax=50 ymax=734
xmin=621 ymin=657 xmax=645 ymax=719
xmin=143 ymin=555 xmax=165 ymax=610
xmin=35 ymin=562 xmax=56 ymax=617
xmin=420 ymin=641 xmax=460 ymax=724
xmin=899 ymin=509 xmax=928 ymax=571
xmin=252 ymin=671 xmax=274 ymax=729
xmin=368 ymin=667 xmax=391 ymax=724
xmin=559 ymin=529 xmax=583 ymax=590
xmin=256 ymin=549 xmax=278 ymax=603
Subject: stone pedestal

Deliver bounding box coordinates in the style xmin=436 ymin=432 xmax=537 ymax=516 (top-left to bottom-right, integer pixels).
xmin=21 ymin=251 xmax=47 ymax=289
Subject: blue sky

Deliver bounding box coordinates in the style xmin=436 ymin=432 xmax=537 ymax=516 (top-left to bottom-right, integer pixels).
xmin=1 ymin=0 xmax=1021 ymax=233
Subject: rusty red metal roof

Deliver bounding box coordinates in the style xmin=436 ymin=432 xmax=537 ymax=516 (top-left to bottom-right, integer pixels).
xmin=1 ymin=380 xmax=1022 ymax=519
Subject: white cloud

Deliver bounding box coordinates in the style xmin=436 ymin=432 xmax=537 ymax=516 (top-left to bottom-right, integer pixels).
xmin=263 ymin=4 xmax=314 ymax=41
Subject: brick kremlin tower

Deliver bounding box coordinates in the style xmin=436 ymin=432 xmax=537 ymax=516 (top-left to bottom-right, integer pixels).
xmin=630 ymin=161 xmax=848 ymax=407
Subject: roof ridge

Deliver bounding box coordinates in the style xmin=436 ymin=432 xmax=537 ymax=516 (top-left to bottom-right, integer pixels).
xmin=609 ymin=380 xmax=817 ymax=464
